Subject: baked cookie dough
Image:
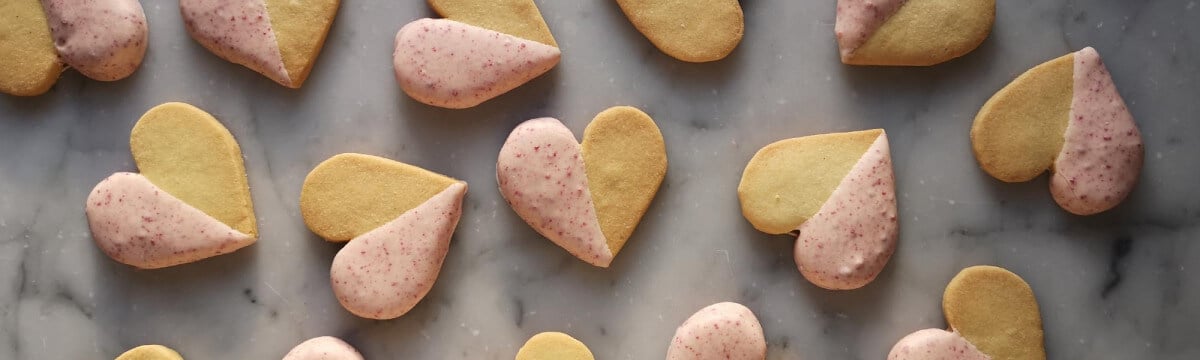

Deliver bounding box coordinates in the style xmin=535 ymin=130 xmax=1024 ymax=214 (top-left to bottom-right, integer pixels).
xmin=615 ymin=0 xmax=744 ymax=62
xmin=428 ymin=0 xmax=557 ymax=46
xmin=972 ymin=47 xmax=1143 ymax=215
xmin=837 ymin=0 xmax=994 ymax=66
xmin=116 ymin=345 xmax=184 ymax=360
xmin=516 ymin=332 xmax=594 ymax=360
xmin=497 ymin=107 xmax=666 ymax=268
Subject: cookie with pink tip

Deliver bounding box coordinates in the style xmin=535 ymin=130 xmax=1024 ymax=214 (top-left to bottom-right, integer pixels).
xmin=836 ymin=0 xmax=994 ymax=66
xmin=738 ymin=129 xmax=898 ymax=290
xmin=180 ymin=0 xmax=340 ymax=88
xmin=1 ymin=0 xmax=147 ymax=96
xmin=666 ymin=302 xmax=766 ymax=360
xmin=301 ymin=153 xmax=467 ymax=319
xmin=972 ymin=47 xmax=1143 ymax=215
xmin=889 ymin=266 xmax=1045 ymax=360
xmin=497 ymin=107 xmax=667 ymax=268
xmin=393 ymin=18 xmax=560 ymax=109
xmin=282 ymin=336 xmax=363 ymax=360
xmin=85 ymin=103 xmax=258 ymax=269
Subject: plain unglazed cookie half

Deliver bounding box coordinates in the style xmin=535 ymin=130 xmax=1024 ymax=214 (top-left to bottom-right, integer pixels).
xmin=116 ymin=345 xmax=185 ymax=360
xmin=497 ymin=106 xmax=667 ymax=268
xmin=180 ymin=0 xmax=340 ymax=88
xmin=971 ymin=47 xmax=1143 ymax=215
xmin=836 ymin=0 xmax=994 ymax=66
xmin=85 ymin=102 xmax=257 ymax=269
xmin=516 ymin=332 xmax=595 ymax=360
xmin=738 ymin=129 xmax=898 ymax=290
xmin=301 ymin=153 xmax=467 ymax=319
xmin=615 ymin=0 xmax=744 ymax=62
xmin=888 ymin=266 xmax=1045 ymax=360
xmin=1 ymin=0 xmax=147 ymax=96
xmin=427 ymin=0 xmax=557 ymax=47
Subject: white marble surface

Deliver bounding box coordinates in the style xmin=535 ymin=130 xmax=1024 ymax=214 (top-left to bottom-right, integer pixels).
xmin=1 ymin=0 xmax=1198 ymax=359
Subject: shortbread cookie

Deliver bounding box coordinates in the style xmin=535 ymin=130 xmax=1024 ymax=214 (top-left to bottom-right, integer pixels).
xmin=116 ymin=345 xmax=184 ymax=360
xmin=888 ymin=266 xmax=1045 ymax=360
xmin=738 ymin=129 xmax=897 ymax=290
xmin=87 ymin=103 xmax=257 ymax=269
xmin=516 ymin=332 xmax=594 ymax=360
xmin=615 ymin=0 xmax=744 ymax=62
xmin=837 ymin=0 xmax=994 ymax=66
xmin=282 ymin=336 xmax=363 ymax=360
xmin=428 ymin=0 xmax=557 ymax=46
xmin=302 ymin=154 xmax=467 ymax=319
xmin=1 ymin=0 xmax=148 ymax=96
xmin=666 ymin=302 xmax=766 ymax=360
xmin=180 ymin=0 xmax=339 ymax=88
xmin=972 ymin=47 xmax=1143 ymax=215
xmin=497 ymin=107 xmax=666 ymax=268
xmin=393 ymin=18 xmax=560 ymax=109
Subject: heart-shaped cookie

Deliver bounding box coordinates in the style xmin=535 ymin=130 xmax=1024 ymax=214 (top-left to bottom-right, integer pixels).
xmin=301 ymin=153 xmax=467 ymax=319
xmin=836 ymin=0 xmax=994 ymax=66
xmin=972 ymin=47 xmax=1143 ymax=215
xmin=180 ymin=0 xmax=339 ymax=88
xmin=889 ymin=266 xmax=1045 ymax=360
xmin=1 ymin=0 xmax=147 ymax=96
xmin=393 ymin=18 xmax=560 ymax=109
xmin=86 ymin=102 xmax=257 ymax=269
xmin=283 ymin=336 xmax=363 ymax=360
xmin=428 ymin=0 xmax=557 ymax=47
xmin=516 ymin=332 xmax=595 ymax=360
xmin=615 ymin=0 xmax=744 ymax=62
xmin=497 ymin=106 xmax=667 ymax=268
xmin=116 ymin=345 xmax=184 ymax=360
xmin=738 ymin=129 xmax=897 ymax=290
xmin=666 ymin=302 xmax=766 ymax=360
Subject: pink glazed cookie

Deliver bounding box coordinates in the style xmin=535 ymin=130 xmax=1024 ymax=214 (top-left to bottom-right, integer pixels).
xmin=666 ymin=302 xmax=766 ymax=360
xmin=282 ymin=336 xmax=363 ymax=360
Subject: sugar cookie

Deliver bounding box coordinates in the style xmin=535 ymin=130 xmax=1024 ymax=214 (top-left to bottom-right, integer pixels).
xmin=972 ymin=47 xmax=1143 ymax=215
xmin=837 ymin=0 xmax=994 ymax=66
xmin=282 ymin=336 xmax=363 ymax=360
xmin=116 ymin=345 xmax=184 ymax=360
xmin=87 ymin=103 xmax=257 ymax=269
xmin=302 ymin=154 xmax=467 ymax=319
xmin=180 ymin=0 xmax=339 ymax=88
xmin=615 ymin=0 xmax=744 ymax=62
xmin=515 ymin=332 xmax=594 ymax=360
xmin=666 ymin=302 xmax=766 ymax=360
xmin=497 ymin=107 xmax=666 ymax=268
xmin=738 ymin=129 xmax=897 ymax=290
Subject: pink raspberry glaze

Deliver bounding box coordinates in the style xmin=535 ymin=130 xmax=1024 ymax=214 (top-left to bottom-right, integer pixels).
xmin=496 ymin=118 xmax=613 ymax=268
xmin=282 ymin=336 xmax=364 ymax=360
xmin=85 ymin=172 xmax=255 ymax=269
xmin=888 ymin=329 xmax=990 ymax=360
xmin=1050 ymin=47 xmax=1144 ymax=215
xmin=794 ymin=132 xmax=898 ymax=290
xmin=40 ymin=0 xmax=148 ymax=81
xmin=834 ymin=0 xmax=908 ymax=59
xmin=666 ymin=302 xmax=766 ymax=360
xmin=180 ymin=0 xmax=290 ymax=86
xmin=393 ymin=18 xmax=561 ymax=109
xmin=330 ymin=182 xmax=466 ymax=320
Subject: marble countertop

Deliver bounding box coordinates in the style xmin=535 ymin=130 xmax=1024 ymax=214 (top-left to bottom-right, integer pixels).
xmin=2 ymin=0 xmax=1198 ymax=359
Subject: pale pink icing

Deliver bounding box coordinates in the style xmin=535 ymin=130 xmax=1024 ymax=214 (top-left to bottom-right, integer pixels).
xmin=85 ymin=172 xmax=255 ymax=269
xmin=496 ymin=118 xmax=613 ymax=268
xmin=40 ymin=0 xmax=148 ymax=81
xmin=666 ymin=302 xmax=766 ymax=360
xmin=180 ymin=0 xmax=290 ymax=86
xmin=330 ymin=182 xmax=466 ymax=320
xmin=888 ymin=329 xmax=990 ymax=360
xmin=1050 ymin=47 xmax=1144 ymax=215
xmin=794 ymin=132 xmax=898 ymax=290
xmin=282 ymin=336 xmax=364 ymax=360
xmin=834 ymin=0 xmax=908 ymax=59
xmin=393 ymin=18 xmax=561 ymax=109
